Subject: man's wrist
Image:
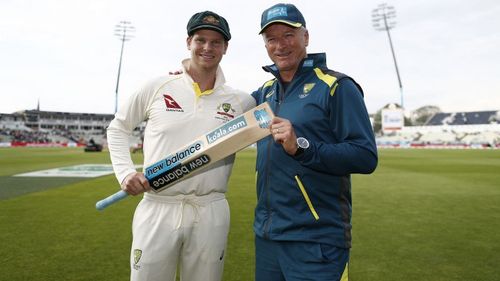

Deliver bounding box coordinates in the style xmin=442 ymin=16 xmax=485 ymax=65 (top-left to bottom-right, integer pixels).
xmin=294 ymin=146 xmax=304 ymax=156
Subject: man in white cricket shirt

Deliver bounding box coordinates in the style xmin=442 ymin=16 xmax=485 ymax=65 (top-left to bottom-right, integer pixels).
xmin=106 ymin=11 xmax=255 ymax=281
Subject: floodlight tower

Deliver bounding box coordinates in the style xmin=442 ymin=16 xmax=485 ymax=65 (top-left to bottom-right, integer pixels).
xmin=372 ymin=3 xmax=404 ymax=108
xmin=114 ymin=21 xmax=135 ymax=114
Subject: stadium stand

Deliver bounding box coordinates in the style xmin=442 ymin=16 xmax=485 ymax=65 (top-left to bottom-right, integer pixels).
xmin=426 ymin=110 xmax=500 ymax=126
xmin=377 ymin=110 xmax=500 ymax=149
xmin=0 ymin=110 xmax=143 ymax=148
xmin=2 ymin=108 xmax=498 ymax=149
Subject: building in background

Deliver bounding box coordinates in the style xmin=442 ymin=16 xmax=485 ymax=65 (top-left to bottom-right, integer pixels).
xmin=0 ymin=110 xmax=143 ymax=147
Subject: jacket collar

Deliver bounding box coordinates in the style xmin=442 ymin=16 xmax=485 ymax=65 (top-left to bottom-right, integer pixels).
xmin=262 ymin=53 xmax=327 ymax=79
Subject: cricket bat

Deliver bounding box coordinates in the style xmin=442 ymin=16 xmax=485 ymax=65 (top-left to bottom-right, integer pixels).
xmin=96 ymin=102 xmax=274 ymax=211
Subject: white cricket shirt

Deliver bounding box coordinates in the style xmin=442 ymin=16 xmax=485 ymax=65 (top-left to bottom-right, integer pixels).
xmin=107 ymin=59 xmax=255 ymax=196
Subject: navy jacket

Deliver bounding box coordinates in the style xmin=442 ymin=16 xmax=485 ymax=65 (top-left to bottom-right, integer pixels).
xmin=251 ymin=53 xmax=378 ymax=248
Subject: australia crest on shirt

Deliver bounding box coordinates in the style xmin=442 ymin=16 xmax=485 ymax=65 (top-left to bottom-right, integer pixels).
xmin=215 ymin=103 xmax=235 ymax=122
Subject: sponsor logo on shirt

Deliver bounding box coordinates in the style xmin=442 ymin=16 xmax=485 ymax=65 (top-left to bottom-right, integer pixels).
xmin=163 ymin=94 xmax=184 ymax=112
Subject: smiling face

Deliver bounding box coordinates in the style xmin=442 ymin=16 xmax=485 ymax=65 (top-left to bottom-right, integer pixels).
xmin=187 ymin=29 xmax=228 ymax=72
xmin=262 ymin=23 xmax=309 ymax=82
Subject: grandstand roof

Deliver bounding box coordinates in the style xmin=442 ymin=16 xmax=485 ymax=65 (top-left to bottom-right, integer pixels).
xmin=425 ymin=110 xmax=500 ymax=126
xmin=19 ymin=110 xmax=113 ymax=118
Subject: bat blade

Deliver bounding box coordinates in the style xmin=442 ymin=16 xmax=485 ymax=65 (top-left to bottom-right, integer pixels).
xmin=96 ymin=102 xmax=274 ymax=210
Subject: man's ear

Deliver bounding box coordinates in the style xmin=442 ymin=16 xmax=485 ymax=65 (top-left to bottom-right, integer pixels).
xmin=186 ymin=36 xmax=192 ymax=50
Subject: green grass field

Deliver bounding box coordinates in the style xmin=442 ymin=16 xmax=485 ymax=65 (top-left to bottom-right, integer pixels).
xmin=0 ymin=147 xmax=499 ymax=281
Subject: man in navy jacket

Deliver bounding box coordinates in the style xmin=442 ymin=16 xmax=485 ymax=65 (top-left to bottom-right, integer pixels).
xmin=252 ymin=3 xmax=378 ymax=281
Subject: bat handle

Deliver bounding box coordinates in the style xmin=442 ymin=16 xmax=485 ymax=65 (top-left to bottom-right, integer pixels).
xmin=95 ymin=190 xmax=128 ymax=211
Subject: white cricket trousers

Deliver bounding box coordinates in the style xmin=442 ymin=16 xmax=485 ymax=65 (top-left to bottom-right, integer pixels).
xmin=130 ymin=192 xmax=230 ymax=281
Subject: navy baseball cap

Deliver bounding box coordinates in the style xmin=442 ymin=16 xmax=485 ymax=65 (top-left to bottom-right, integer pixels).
xmin=187 ymin=11 xmax=231 ymax=41
xmin=259 ymin=3 xmax=306 ymax=34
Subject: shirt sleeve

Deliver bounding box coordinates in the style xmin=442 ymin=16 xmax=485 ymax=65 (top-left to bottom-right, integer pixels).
xmin=241 ymin=91 xmax=257 ymax=112
xmin=107 ymin=84 xmax=153 ymax=184
xmin=251 ymin=90 xmax=260 ymax=104
xmin=295 ymin=78 xmax=378 ymax=175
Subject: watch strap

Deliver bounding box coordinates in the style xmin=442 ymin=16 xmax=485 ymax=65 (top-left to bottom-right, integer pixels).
xmin=294 ymin=146 xmax=304 ymax=156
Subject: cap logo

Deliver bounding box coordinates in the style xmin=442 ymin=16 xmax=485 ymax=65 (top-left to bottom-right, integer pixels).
xmin=267 ymin=7 xmax=287 ymax=20
xmin=203 ymin=15 xmax=220 ymax=25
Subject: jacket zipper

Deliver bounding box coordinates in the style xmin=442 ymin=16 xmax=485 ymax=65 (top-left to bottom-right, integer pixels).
xmin=262 ymin=65 xmax=315 ymax=236
xmin=263 ymin=138 xmax=273 ymax=239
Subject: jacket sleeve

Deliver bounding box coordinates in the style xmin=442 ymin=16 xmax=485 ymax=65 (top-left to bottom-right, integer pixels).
xmin=251 ymin=89 xmax=262 ymax=105
xmin=252 ymin=79 xmax=275 ymax=105
xmin=295 ymin=78 xmax=378 ymax=175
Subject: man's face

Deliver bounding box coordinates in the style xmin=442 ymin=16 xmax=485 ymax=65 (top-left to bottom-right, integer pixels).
xmin=187 ymin=29 xmax=228 ymax=70
xmin=262 ymin=23 xmax=308 ymax=77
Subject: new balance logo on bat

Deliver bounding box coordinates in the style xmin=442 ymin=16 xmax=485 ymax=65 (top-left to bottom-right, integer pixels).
xmin=149 ymin=155 xmax=211 ymax=190
xmin=145 ymin=141 xmax=203 ymax=178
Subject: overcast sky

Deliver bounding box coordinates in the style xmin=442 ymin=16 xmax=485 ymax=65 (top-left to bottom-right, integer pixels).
xmin=1 ymin=0 xmax=499 ymax=115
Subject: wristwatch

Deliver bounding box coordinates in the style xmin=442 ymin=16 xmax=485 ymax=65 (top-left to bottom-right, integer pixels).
xmin=295 ymin=137 xmax=310 ymax=156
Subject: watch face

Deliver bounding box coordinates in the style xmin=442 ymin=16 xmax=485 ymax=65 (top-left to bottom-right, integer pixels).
xmin=297 ymin=137 xmax=309 ymax=149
